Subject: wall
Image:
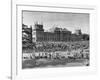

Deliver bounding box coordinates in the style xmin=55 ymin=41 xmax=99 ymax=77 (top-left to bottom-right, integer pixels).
xmin=0 ymin=0 xmax=99 ymax=80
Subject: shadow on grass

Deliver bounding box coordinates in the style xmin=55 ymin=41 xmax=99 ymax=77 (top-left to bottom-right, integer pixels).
xmin=22 ymin=58 xmax=88 ymax=69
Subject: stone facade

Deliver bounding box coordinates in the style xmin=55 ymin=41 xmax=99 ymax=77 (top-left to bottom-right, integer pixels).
xmin=30 ymin=23 xmax=83 ymax=42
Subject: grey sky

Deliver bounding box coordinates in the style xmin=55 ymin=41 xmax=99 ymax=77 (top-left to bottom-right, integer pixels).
xmin=23 ymin=11 xmax=89 ymax=34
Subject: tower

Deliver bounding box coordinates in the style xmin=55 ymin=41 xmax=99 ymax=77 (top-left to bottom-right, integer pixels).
xmin=31 ymin=22 xmax=44 ymax=42
xmin=75 ymin=29 xmax=82 ymax=35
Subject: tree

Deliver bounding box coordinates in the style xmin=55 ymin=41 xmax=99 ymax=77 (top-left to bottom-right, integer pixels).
xmin=82 ymin=34 xmax=89 ymax=40
xmin=22 ymin=24 xmax=33 ymax=49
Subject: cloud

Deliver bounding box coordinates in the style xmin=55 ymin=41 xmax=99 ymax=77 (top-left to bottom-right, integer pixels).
xmin=23 ymin=11 xmax=89 ymax=34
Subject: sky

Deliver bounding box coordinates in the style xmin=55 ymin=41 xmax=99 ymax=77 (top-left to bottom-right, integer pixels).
xmin=22 ymin=11 xmax=89 ymax=34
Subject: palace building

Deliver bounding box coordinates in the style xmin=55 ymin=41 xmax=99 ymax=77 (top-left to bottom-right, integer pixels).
xmin=26 ymin=23 xmax=83 ymax=42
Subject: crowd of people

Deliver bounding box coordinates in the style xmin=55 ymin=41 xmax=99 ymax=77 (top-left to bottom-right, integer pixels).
xmin=23 ymin=41 xmax=89 ymax=60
